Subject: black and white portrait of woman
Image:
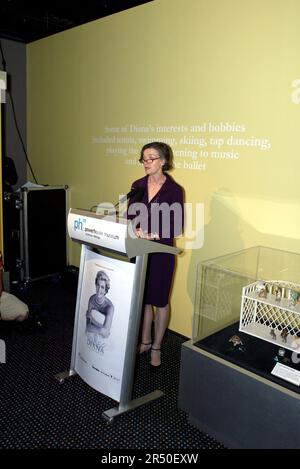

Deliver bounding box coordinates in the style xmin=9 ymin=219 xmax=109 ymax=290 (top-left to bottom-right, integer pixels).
xmin=76 ymin=249 xmax=135 ymax=400
xmin=85 ymin=270 xmax=114 ymax=338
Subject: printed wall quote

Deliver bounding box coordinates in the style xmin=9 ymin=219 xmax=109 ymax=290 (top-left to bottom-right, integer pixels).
xmin=92 ymin=122 xmax=271 ymax=172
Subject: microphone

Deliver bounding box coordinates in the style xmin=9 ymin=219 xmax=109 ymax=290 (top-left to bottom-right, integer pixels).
xmin=116 ymin=186 xmax=145 ymax=206
xmin=90 ymin=187 xmax=145 ymax=215
xmin=127 ymin=186 xmax=145 ymax=201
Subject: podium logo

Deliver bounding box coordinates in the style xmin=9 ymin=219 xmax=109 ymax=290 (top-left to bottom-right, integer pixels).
xmin=74 ymin=217 xmax=86 ymax=231
xmin=0 ymin=339 xmax=6 ymax=363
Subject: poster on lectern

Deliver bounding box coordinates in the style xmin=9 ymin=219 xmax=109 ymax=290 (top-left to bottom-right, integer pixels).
xmin=75 ymin=248 xmax=135 ymax=401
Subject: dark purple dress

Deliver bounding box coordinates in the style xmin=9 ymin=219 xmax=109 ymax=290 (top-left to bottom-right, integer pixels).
xmin=127 ymin=174 xmax=184 ymax=307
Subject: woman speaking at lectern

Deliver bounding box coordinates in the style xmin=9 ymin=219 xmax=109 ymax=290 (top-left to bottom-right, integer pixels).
xmin=127 ymin=142 xmax=184 ymax=369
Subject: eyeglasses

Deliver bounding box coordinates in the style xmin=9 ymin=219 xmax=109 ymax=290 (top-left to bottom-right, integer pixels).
xmin=140 ymin=157 xmax=161 ymax=164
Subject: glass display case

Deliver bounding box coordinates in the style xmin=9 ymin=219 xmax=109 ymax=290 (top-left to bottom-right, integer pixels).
xmin=192 ymin=246 xmax=300 ymax=390
xmin=194 ymin=245 xmax=300 ymax=341
xmin=178 ymin=246 xmax=300 ymax=448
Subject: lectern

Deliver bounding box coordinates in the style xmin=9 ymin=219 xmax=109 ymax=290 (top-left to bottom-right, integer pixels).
xmin=56 ymin=208 xmax=181 ymax=421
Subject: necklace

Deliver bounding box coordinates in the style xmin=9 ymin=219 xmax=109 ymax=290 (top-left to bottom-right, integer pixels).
xmin=95 ymin=295 xmax=106 ymax=306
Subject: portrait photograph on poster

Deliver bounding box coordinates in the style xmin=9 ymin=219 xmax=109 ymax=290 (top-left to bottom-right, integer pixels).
xmin=75 ymin=248 xmax=136 ymax=401
xmin=85 ymin=269 xmax=115 ymax=340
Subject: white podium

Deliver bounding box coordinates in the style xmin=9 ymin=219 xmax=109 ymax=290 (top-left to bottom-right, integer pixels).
xmin=56 ymin=208 xmax=181 ymax=421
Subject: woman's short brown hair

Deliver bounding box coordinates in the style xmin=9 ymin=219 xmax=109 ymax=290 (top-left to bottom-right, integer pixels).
xmin=139 ymin=142 xmax=173 ymax=171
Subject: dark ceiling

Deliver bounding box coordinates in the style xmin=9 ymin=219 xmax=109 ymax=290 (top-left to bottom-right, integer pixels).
xmin=0 ymin=0 xmax=153 ymax=43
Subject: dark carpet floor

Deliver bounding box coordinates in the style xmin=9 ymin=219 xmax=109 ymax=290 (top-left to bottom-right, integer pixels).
xmin=0 ymin=274 xmax=225 ymax=450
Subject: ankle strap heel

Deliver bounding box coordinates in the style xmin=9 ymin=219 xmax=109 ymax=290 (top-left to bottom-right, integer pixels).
xmin=150 ymin=347 xmax=161 ymax=369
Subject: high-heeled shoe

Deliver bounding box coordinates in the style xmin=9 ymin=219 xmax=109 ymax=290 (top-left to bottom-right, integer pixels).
xmin=150 ymin=347 xmax=161 ymax=370
xmin=138 ymin=342 xmax=152 ymax=354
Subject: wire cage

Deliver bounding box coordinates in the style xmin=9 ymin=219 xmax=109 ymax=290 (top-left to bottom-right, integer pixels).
xmin=240 ymin=280 xmax=300 ymax=352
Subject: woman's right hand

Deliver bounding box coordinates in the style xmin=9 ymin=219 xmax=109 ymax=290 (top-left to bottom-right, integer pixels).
xmin=135 ymin=228 xmax=147 ymax=238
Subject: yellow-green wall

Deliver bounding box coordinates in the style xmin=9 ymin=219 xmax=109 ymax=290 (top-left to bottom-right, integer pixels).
xmin=27 ymin=0 xmax=300 ymax=337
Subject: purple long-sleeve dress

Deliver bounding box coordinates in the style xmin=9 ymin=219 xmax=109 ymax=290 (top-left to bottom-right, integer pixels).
xmin=127 ymin=174 xmax=184 ymax=307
